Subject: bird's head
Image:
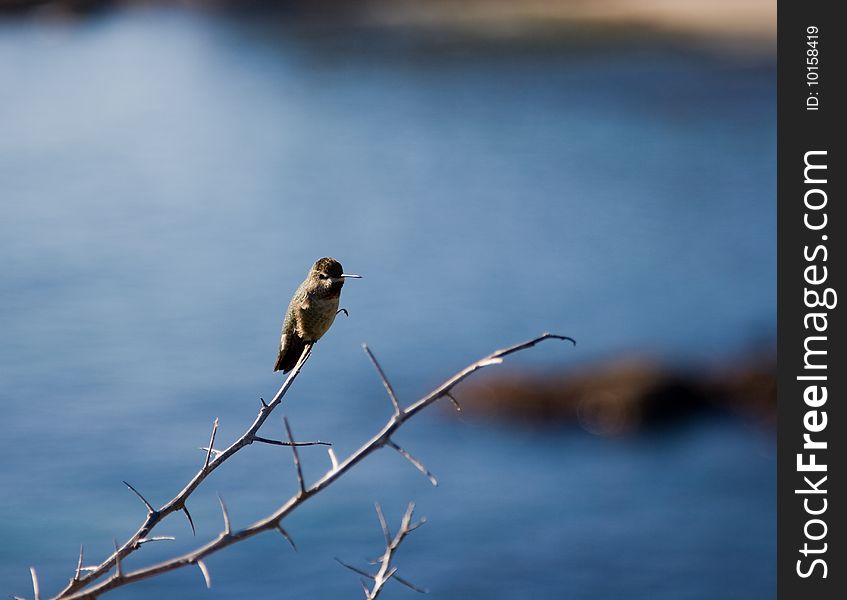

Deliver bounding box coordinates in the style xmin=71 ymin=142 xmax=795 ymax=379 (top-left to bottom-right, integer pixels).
xmin=309 ymin=257 xmax=361 ymax=294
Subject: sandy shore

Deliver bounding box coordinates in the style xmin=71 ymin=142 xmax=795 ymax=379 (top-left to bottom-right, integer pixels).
xmin=356 ymin=0 xmax=775 ymax=43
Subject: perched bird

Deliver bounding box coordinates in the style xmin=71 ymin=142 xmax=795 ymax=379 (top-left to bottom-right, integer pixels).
xmin=274 ymin=257 xmax=361 ymax=373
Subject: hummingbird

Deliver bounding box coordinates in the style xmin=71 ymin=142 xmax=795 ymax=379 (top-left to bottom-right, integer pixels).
xmin=274 ymin=257 xmax=361 ymax=373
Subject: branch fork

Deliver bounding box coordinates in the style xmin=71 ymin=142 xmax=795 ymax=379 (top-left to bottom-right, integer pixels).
xmin=337 ymin=502 xmax=428 ymax=599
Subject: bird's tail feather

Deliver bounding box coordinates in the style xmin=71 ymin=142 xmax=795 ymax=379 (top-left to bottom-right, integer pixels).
xmin=274 ymin=334 xmax=306 ymax=373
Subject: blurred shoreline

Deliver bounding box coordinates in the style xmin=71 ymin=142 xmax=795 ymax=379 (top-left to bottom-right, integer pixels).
xmin=1 ymin=0 xmax=776 ymax=50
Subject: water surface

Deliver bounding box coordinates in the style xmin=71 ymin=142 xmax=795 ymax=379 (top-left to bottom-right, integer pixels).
xmin=0 ymin=10 xmax=775 ymax=598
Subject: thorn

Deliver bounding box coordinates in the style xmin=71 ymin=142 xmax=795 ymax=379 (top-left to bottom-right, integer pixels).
xmin=253 ymin=435 xmax=331 ymax=447
xmin=74 ymin=544 xmax=84 ymax=581
xmin=182 ymin=504 xmax=196 ymax=536
xmin=113 ymin=539 xmax=122 ymax=578
xmin=387 ymin=440 xmax=438 ymax=487
xmin=274 ymin=523 xmax=297 ymax=551
xmin=336 ymin=308 xmax=349 ymax=317
xmin=360 ymin=577 xmax=371 ymax=598
xmin=544 ymin=332 xmax=576 ymax=345
xmin=478 ymin=357 xmax=504 ymax=367
xmin=196 ymin=560 xmax=212 ymax=589
xmin=394 ymin=573 xmax=429 ymax=594
xmin=137 ymin=536 xmax=176 ymax=545
xmin=362 ymin=344 xmax=403 ymax=416
xmin=408 ymin=517 xmax=427 ymax=532
xmin=493 ymin=332 xmax=575 ymax=361
xmin=122 ymin=480 xmax=155 ymax=514
xmin=29 ymin=567 xmax=40 ymax=600
xmin=384 ymin=565 xmax=398 ymax=583
xmin=203 ymin=417 xmax=219 ymax=471
xmin=400 ymin=502 xmax=416 ymax=531
xmin=217 ymin=494 xmax=232 ymax=535
xmin=444 ymin=392 xmax=462 ymax=412
xmin=335 ymin=557 xmax=374 ymax=579
xmin=328 ymin=447 xmax=339 ymax=471
xmin=374 ymin=503 xmax=391 ymax=547
xmin=260 ymin=397 xmax=268 ymax=408
xmin=283 ymin=417 xmax=306 ymax=494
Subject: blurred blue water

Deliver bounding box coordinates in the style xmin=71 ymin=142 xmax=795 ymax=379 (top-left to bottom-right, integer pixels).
xmin=1 ymin=9 xmax=774 ymax=599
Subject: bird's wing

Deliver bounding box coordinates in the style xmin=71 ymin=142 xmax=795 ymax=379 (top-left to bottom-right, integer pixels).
xmin=275 ymin=332 xmax=306 ymax=373
xmin=275 ymin=283 xmax=308 ymax=370
xmin=281 ymin=284 xmax=308 ymax=335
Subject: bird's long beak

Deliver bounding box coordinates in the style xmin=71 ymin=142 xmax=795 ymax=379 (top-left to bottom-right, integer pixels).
xmin=341 ymin=273 xmax=362 ymax=279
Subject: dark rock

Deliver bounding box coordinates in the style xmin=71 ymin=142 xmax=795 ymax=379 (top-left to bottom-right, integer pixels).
xmin=450 ymin=351 xmax=775 ymax=435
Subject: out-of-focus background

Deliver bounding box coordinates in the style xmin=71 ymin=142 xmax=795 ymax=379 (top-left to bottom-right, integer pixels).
xmin=1 ymin=1 xmax=775 ymax=598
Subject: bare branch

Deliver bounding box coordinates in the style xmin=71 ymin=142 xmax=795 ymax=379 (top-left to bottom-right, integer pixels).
xmin=387 ymin=440 xmax=438 ymax=487
xmin=339 ymin=502 xmax=428 ymax=599
xmin=47 ymin=344 xmax=312 ymax=598
xmin=217 ymin=494 xmax=232 ymax=536
xmin=283 ymin=417 xmax=306 ymax=495
xmin=122 ymin=481 xmax=155 ymax=515
xmin=337 ymin=557 xmax=425 ymax=593
xmin=203 ymin=418 xmax=219 ymax=471
xmin=52 ymin=334 xmax=569 ymax=599
xmin=362 ymin=344 xmax=402 ymax=416
xmin=50 ymin=343 xmax=316 ymax=599
xmin=196 ymin=560 xmax=211 ymax=589
xmin=372 ymin=503 xmax=429 ymax=598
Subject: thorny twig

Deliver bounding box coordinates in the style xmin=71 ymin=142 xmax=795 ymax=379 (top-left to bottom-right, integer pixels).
xmin=35 ymin=333 xmax=572 ymax=599
xmin=47 ymin=344 xmax=315 ymax=599
xmin=336 ymin=502 xmax=428 ymax=599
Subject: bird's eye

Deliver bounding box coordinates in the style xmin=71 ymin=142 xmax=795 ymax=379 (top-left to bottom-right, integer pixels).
xmin=319 ymin=273 xmax=328 ymax=279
